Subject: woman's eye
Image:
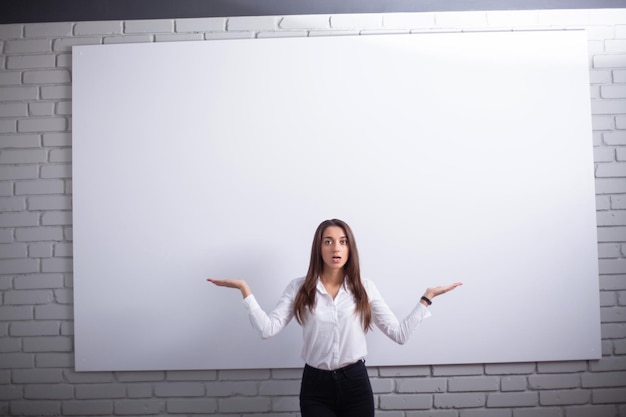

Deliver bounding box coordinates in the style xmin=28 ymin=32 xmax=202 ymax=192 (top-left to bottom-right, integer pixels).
xmin=340 ymin=240 xmax=347 ymax=245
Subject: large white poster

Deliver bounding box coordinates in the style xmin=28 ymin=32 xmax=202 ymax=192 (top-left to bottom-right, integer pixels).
xmin=72 ymin=30 xmax=600 ymax=371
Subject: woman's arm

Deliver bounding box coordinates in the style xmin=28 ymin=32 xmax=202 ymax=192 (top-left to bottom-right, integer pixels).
xmin=206 ymin=277 xmax=299 ymax=339
xmin=419 ymin=282 xmax=463 ymax=307
xmin=207 ymin=278 xmax=252 ymax=299
xmin=370 ymin=281 xmax=462 ymax=344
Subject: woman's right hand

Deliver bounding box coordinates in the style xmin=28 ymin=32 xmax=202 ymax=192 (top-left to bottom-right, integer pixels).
xmin=206 ymin=278 xmax=252 ymax=299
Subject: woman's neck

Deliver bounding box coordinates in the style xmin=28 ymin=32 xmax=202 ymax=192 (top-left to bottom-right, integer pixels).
xmin=320 ymin=269 xmax=344 ymax=285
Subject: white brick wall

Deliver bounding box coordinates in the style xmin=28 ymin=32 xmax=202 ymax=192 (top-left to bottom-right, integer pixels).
xmin=1 ymin=8 xmax=625 ymax=417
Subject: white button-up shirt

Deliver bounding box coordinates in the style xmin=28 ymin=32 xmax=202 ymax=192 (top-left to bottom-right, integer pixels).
xmin=242 ymin=277 xmax=431 ymax=370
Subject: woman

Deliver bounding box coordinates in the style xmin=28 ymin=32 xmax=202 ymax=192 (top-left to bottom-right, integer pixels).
xmin=207 ymin=219 xmax=462 ymax=417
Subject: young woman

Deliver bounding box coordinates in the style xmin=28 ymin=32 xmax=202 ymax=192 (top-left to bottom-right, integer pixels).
xmin=207 ymin=218 xmax=462 ymax=417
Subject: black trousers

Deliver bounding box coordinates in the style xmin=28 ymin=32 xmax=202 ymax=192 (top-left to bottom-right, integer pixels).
xmin=299 ymin=360 xmax=375 ymax=417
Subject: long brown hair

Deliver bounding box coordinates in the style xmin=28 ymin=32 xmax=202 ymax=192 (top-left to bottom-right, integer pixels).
xmin=294 ymin=219 xmax=372 ymax=332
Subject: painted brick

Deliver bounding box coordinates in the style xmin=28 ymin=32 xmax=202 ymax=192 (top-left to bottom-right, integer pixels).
xmin=127 ymin=383 xmax=153 ymax=398
xmin=10 ymin=401 xmax=61 ymax=416
xmin=29 ymin=242 xmax=54 ymax=257
xmin=14 ymin=273 xmax=65 ymax=289
xmin=34 ymin=303 xmax=73 ymax=320
xmin=204 ymin=380 xmax=258 ymax=397
xmin=217 ymin=397 xmax=272 ymax=413
xmin=16 ymin=180 xmax=65 ymax=196
xmin=167 ymin=398 xmax=218 ymax=413
xmin=0 ymin=242 xmax=27 ymax=258
xmin=27 ymin=195 xmax=71 ymax=210
xmin=103 ymin=34 xmax=153 ymax=44
xmin=0 ymin=24 xmax=22 ymax=39
xmin=0 ymin=385 xmax=24 ymax=400
xmin=279 ymin=15 xmax=331 ymax=30
xmin=10 ymin=320 xmax=60 ymax=336
xmin=76 ymin=384 xmax=126 ymax=399
xmin=62 ymin=400 xmax=113 ymax=416
xmin=528 ymin=374 xmax=580 ymax=390
xmin=54 ymin=288 xmax=72 ymax=304
xmin=0 ymin=352 xmax=34 ymax=368
xmin=0 ymin=258 xmax=39 ymax=274
xmin=512 ymin=408 xmax=562 ymax=417
xmin=435 ymin=393 xmax=486 ymax=408
xmin=52 ymin=37 xmax=101 ymax=52
xmin=15 ymin=226 xmax=64 ymax=242
xmin=24 ymin=22 xmax=73 ymax=38
xmin=229 ymin=16 xmax=279 ymax=31
xmin=23 ymin=69 xmax=71 ymax=84
xmin=396 ymin=377 xmax=446 ymax=393
xmin=0 ymin=149 xmax=47 ymax=164
xmin=154 ymin=381 xmax=205 ymax=397
xmin=501 ymin=375 xmax=527 ymax=392
xmin=259 ymin=379 xmax=301 ymax=395
xmin=56 ymin=53 xmax=72 ymax=67
xmin=378 ymin=366 xmax=430 ymax=377
xmin=448 ymin=376 xmax=499 ymax=392
xmin=0 ymin=86 xmax=37 ymax=101
xmin=539 ymin=389 xmax=591 ymax=405
xmin=53 ymin=242 xmax=72 ymax=257
xmin=114 ymin=399 xmax=165 ymax=415
xmin=566 ymin=405 xmax=621 ymax=417
xmin=55 ymin=101 xmax=72 ymax=116
xmin=433 ymin=364 xmax=484 ymax=376
xmin=596 ymin=162 xmax=626 ymax=178
xmin=36 ymin=352 xmax=74 ymax=368
xmin=0 ymin=71 xmax=22 ymax=86
xmin=75 ymin=21 xmax=123 ymax=35
xmin=175 ymin=17 xmax=226 ymax=32
xmin=4 ymin=39 xmax=52 ymax=54
xmin=41 ymin=211 xmax=72 ymax=226
xmin=0 ymin=337 xmax=21 ymax=353
xmin=155 ymin=33 xmax=204 ymax=42
xmin=598 ymin=243 xmax=621 ymax=258
xmin=581 ymin=371 xmax=626 ymax=388
xmin=4 ymin=290 xmax=53 ymax=305
xmin=0 ymin=133 xmax=41 ymax=148
xmin=0 ymin=119 xmax=17 ymax=133
xmin=18 ymin=117 xmax=66 ymax=133
xmin=330 ymin=13 xmax=383 ymax=29
xmin=41 ymin=257 xmax=72 ymax=272
xmin=41 ymin=86 xmax=72 ymax=100
xmin=0 ymin=102 xmax=28 ymax=117
xmin=0 ymin=195 xmax=27 ymax=211
xmin=599 ymin=258 xmax=626 ymax=274
xmin=219 ymin=368 xmax=271 ymax=381
xmin=604 ymin=132 xmax=626 ymax=146
xmin=13 ymin=369 xmax=64 ymax=383
xmin=613 ymin=196 xmax=626 ymax=210
xmin=597 ymin=210 xmax=626 ymax=226
xmin=23 ymin=336 xmax=72 ymax=353
xmin=6 ymin=54 xmax=56 ymax=70
xmin=0 ymin=211 xmax=39 ymax=227
xmin=125 ymin=19 xmax=174 ymax=33
xmin=591 ymin=100 xmax=626 ymax=115
xmin=487 ymin=391 xmax=538 ymax=407
xmin=379 ymin=394 xmax=432 ymax=410
xmin=370 ymin=377 xmax=394 ymax=393
xmin=29 ymin=102 xmax=55 ymax=116
xmin=595 ymin=179 xmax=626 ymax=194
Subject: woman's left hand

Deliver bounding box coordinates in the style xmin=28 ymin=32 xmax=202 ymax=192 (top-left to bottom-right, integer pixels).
xmin=424 ymin=282 xmax=463 ymax=301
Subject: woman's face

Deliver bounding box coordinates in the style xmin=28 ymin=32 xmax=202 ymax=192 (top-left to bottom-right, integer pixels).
xmin=320 ymin=226 xmax=350 ymax=271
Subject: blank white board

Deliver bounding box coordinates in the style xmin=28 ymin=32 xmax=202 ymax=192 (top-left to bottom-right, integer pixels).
xmin=72 ymin=30 xmax=600 ymax=371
